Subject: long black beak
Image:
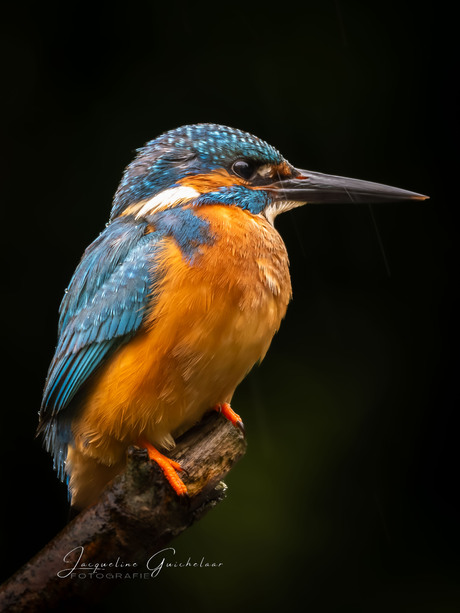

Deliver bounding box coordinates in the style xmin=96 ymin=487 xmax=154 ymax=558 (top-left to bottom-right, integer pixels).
xmin=269 ymin=168 xmax=428 ymax=204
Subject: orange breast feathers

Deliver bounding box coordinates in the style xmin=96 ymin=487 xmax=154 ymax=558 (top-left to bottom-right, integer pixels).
xmin=70 ymin=205 xmax=292 ymax=471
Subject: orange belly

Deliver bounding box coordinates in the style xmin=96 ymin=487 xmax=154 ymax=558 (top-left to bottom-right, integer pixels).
xmin=68 ymin=205 xmax=291 ymax=505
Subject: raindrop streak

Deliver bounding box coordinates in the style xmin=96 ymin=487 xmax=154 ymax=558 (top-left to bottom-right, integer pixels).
xmin=288 ymin=213 xmax=308 ymax=259
xmin=278 ymin=167 xmax=307 ymax=259
xmin=368 ymin=204 xmax=392 ymax=277
xmin=334 ymin=0 xmax=349 ymax=48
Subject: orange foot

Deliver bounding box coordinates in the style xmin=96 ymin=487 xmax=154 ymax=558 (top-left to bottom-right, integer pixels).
xmin=214 ymin=402 xmax=245 ymax=436
xmin=137 ymin=437 xmax=188 ymax=496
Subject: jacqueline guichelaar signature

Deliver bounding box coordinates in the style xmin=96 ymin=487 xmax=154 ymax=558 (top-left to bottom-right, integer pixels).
xmin=57 ymin=546 xmax=224 ymax=579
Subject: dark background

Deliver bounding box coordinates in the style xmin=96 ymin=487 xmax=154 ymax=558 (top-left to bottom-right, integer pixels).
xmin=1 ymin=2 xmax=458 ymax=611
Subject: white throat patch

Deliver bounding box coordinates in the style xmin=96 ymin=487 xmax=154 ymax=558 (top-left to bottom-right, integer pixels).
xmin=263 ymin=200 xmax=306 ymax=226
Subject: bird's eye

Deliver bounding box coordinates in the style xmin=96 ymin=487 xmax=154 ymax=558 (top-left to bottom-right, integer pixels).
xmin=232 ymin=159 xmax=256 ymax=181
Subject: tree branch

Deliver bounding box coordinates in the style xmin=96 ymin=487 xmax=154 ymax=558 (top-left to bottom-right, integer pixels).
xmin=0 ymin=412 xmax=246 ymax=612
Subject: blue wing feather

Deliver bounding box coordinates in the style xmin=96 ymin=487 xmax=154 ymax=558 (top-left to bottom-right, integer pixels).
xmin=39 ymin=217 xmax=160 ymax=428
xmin=39 ymin=206 xmax=214 ymax=482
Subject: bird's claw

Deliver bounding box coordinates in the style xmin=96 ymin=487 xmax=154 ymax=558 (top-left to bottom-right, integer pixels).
xmin=214 ymin=403 xmax=246 ymax=438
xmin=137 ymin=437 xmax=188 ymax=496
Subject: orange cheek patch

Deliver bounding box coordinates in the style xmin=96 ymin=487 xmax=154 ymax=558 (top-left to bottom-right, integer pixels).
xmin=179 ymin=169 xmax=247 ymax=192
xmin=272 ymin=161 xmax=293 ymax=179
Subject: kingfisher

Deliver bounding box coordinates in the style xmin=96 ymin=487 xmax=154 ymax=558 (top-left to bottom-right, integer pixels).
xmin=37 ymin=123 xmax=427 ymax=511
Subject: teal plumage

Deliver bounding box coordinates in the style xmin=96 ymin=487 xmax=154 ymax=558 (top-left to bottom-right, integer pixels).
xmin=37 ymin=123 xmax=427 ymax=509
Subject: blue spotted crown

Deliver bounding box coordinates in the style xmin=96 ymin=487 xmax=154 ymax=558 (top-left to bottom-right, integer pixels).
xmin=111 ymin=123 xmax=284 ymax=218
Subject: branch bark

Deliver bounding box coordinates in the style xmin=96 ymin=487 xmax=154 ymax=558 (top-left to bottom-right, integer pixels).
xmin=0 ymin=412 xmax=246 ymax=612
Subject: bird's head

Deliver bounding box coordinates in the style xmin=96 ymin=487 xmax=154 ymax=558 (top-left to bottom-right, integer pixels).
xmin=111 ymin=123 xmax=427 ymax=222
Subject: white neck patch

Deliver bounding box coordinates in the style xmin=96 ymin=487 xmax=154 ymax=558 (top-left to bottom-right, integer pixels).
xmin=135 ymin=185 xmax=200 ymax=218
xmin=263 ymin=200 xmax=306 ymax=226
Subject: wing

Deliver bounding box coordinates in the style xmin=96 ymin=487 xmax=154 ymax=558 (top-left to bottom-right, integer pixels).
xmin=39 ymin=217 xmax=160 ymax=428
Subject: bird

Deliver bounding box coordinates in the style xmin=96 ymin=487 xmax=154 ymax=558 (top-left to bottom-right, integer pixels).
xmin=37 ymin=123 xmax=427 ymax=511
